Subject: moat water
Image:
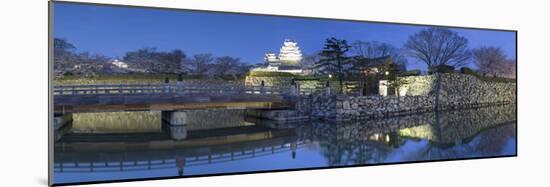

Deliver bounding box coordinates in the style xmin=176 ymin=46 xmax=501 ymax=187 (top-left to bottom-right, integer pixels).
xmin=53 ymin=105 xmax=516 ymax=184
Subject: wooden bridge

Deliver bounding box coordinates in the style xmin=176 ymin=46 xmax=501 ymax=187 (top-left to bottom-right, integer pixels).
xmin=53 ymin=83 xmax=318 ymax=113
xmin=53 ymin=83 xmax=310 ymax=96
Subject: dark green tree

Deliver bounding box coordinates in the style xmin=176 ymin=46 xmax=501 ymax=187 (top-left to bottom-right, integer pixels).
xmin=315 ymin=37 xmax=352 ymax=94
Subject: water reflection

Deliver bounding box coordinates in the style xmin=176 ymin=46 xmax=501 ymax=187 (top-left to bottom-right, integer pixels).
xmin=53 ymin=105 xmax=516 ymax=184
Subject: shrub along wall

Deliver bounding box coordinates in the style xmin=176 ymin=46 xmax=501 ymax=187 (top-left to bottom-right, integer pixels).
xmin=460 ymin=67 xmax=516 ymax=83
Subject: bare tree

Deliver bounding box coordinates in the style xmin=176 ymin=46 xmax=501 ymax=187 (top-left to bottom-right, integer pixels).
xmin=232 ymin=62 xmax=252 ymax=80
xmin=165 ymin=49 xmax=186 ymax=74
xmin=213 ymin=56 xmax=241 ymax=79
xmin=189 ymin=53 xmax=214 ymax=75
xmin=502 ymin=59 xmax=516 ymax=78
xmin=301 ymin=52 xmax=321 ymax=75
xmin=350 ymin=40 xmax=407 ymax=75
xmin=351 ymin=40 xmax=407 ymax=66
xmin=472 ymin=46 xmax=514 ymax=77
xmin=123 ymin=48 xmax=186 ymax=74
xmin=53 ymin=38 xmax=78 ymax=78
xmin=352 ymin=41 xmax=391 ymax=58
xmin=404 ymin=27 xmax=470 ymax=68
xmin=53 ymin=38 xmax=113 ymax=78
xmin=72 ymin=52 xmax=111 ymax=78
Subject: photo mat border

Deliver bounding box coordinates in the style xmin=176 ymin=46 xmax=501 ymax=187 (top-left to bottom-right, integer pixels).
xmin=47 ymin=0 xmax=518 ymax=186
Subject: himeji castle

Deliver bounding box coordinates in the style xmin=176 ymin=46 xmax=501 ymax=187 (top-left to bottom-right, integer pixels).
xmin=250 ymin=39 xmax=303 ymax=74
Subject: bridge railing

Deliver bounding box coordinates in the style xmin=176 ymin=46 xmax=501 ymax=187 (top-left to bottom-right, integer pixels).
xmin=53 ymin=83 xmax=322 ymax=96
xmin=53 ymin=84 xmax=275 ymax=95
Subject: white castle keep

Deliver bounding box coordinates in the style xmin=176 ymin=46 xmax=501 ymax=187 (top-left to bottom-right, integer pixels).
xmin=251 ymin=39 xmax=303 ymax=74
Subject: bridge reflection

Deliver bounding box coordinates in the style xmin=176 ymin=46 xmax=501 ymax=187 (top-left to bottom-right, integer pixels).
xmin=54 ymin=130 xmax=304 ymax=175
xmin=54 ymin=109 xmax=304 ymax=175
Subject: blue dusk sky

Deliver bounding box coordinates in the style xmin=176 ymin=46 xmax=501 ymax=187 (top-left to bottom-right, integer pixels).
xmin=53 ymin=2 xmax=516 ymax=71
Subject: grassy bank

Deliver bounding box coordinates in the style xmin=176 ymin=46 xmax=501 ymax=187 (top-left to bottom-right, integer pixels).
xmin=459 ymin=68 xmax=516 ymax=83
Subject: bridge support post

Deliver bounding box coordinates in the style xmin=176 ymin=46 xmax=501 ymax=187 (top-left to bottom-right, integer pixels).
xmin=53 ymin=113 xmax=73 ymax=141
xmin=162 ymin=111 xmax=188 ymax=140
xmin=291 ymin=142 xmax=297 ymax=159
xmin=53 ymin=113 xmax=72 ymax=130
xmin=260 ymin=80 xmax=265 ymax=94
xmin=176 ymin=80 xmax=185 ymax=96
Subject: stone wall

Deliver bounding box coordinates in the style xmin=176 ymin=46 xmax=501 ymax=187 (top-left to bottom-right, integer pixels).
xmin=310 ymin=93 xmax=337 ymax=119
xmin=245 ymin=76 xmax=294 ymax=87
xmin=399 ymin=74 xmax=516 ymax=106
xmin=399 ymin=75 xmax=437 ymax=96
xmin=313 ymin=95 xmax=435 ymax=121
xmin=311 ymin=73 xmax=516 ymax=121
xmin=184 ymin=109 xmax=249 ymax=130
xmin=435 ymin=73 xmax=516 ymax=110
xmin=71 ymin=111 xmax=162 ymax=133
xmin=399 ymin=73 xmax=516 ymax=109
xmin=245 ymin=76 xmax=359 ymax=95
xmin=244 ymin=76 xmax=325 ymax=91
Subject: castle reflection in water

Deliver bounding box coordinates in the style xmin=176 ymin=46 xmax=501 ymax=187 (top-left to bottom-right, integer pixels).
xmin=53 ymin=104 xmax=516 ymax=184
